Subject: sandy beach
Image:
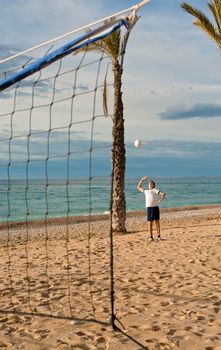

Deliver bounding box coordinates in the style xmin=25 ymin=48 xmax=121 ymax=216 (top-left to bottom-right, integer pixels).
xmin=0 ymin=204 xmax=221 ymax=350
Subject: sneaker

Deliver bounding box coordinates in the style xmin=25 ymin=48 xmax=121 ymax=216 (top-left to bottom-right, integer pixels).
xmin=148 ymin=236 xmax=153 ymax=242
xmin=156 ymin=236 xmax=161 ymax=241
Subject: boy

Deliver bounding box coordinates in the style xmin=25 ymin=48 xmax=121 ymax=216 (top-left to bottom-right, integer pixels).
xmin=137 ymin=176 xmax=166 ymax=241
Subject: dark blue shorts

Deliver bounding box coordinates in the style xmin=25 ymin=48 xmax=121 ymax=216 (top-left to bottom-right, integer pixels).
xmin=147 ymin=206 xmax=160 ymax=222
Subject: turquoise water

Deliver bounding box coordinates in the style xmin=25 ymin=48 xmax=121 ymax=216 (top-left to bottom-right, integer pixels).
xmin=0 ymin=177 xmax=220 ymax=223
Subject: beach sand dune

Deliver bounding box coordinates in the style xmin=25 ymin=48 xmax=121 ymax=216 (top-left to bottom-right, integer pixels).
xmin=0 ymin=205 xmax=220 ymax=349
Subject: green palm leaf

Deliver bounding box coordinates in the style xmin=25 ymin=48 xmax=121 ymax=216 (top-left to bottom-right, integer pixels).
xmin=103 ymin=65 xmax=109 ymax=117
xmin=181 ymin=2 xmax=221 ymax=48
xmin=74 ymin=26 xmax=128 ymax=117
xmin=208 ymin=0 xmax=221 ymax=32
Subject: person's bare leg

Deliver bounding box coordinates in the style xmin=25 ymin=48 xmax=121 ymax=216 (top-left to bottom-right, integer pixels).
xmin=155 ymin=220 xmax=161 ymax=240
xmin=149 ymin=221 xmax=153 ymax=240
xmin=155 ymin=220 xmax=160 ymax=235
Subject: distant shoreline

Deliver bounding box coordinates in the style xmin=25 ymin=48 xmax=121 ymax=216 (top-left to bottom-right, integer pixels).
xmin=1 ymin=203 xmax=220 ymax=230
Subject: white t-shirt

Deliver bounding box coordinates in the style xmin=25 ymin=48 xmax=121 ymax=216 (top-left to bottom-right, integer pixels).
xmin=144 ymin=188 xmax=160 ymax=208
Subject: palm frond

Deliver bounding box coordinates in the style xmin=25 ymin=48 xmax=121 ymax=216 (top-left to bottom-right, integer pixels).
xmin=181 ymin=2 xmax=221 ymax=47
xmin=101 ymin=29 xmax=121 ymax=62
xmin=181 ymin=2 xmax=205 ymax=18
xmin=103 ymin=68 xmax=108 ymax=117
xmin=208 ymin=0 xmax=221 ymax=32
xmin=120 ymin=32 xmax=129 ymax=56
xmin=74 ymin=42 xmax=107 ymax=56
xmin=74 ymin=29 xmax=122 ymax=64
xmin=119 ymin=32 xmax=130 ymax=68
xmin=193 ymin=19 xmax=220 ymax=46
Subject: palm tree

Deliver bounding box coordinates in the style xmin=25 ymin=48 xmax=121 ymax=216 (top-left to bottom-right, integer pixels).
xmin=78 ymin=21 xmax=137 ymax=232
xmin=181 ymin=0 xmax=221 ymax=49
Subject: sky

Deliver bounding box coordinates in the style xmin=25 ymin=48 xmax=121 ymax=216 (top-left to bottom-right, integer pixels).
xmin=0 ymin=0 xmax=221 ymax=178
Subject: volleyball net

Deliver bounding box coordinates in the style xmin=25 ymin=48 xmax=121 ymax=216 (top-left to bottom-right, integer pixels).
xmin=0 ymin=1 xmax=149 ymax=328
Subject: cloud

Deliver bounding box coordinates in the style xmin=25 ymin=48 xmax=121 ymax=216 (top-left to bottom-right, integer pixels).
xmin=0 ymin=44 xmax=33 ymax=72
xmin=0 ymin=44 xmax=22 ymax=60
xmin=0 ymin=78 xmax=52 ymax=99
xmin=0 ymin=91 xmax=11 ymax=99
xmin=126 ymin=139 xmax=221 ymax=176
xmin=77 ymin=84 xmax=89 ymax=91
xmin=150 ymin=90 xmax=158 ymax=95
xmin=1 ymin=134 xmax=221 ymax=177
xmin=127 ymin=139 xmax=221 ymax=159
xmin=0 ymin=129 xmax=112 ymax=164
xmin=159 ymin=103 xmax=221 ymax=120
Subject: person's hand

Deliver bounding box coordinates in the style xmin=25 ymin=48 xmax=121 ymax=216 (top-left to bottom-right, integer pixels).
xmin=159 ymin=193 xmax=166 ymax=202
xmin=141 ymin=176 xmax=147 ymax=181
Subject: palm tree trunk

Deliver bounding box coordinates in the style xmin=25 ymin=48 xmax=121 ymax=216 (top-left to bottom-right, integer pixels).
xmin=111 ymin=62 xmax=126 ymax=232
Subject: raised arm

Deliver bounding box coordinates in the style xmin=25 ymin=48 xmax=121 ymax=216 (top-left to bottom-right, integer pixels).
xmin=137 ymin=176 xmax=147 ymax=193
xmin=158 ymin=191 xmax=166 ymax=202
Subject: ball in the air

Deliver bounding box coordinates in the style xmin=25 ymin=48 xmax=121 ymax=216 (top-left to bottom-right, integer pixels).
xmin=134 ymin=139 xmax=142 ymax=148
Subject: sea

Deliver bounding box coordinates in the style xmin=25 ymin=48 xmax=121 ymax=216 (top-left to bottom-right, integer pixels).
xmin=0 ymin=176 xmax=220 ymax=223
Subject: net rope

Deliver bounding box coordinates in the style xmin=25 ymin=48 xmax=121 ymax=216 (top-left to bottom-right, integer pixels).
xmin=0 ymin=21 xmax=122 ymax=325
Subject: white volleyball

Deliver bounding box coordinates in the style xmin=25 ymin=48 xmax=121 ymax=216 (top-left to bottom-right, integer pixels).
xmin=134 ymin=139 xmax=142 ymax=148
